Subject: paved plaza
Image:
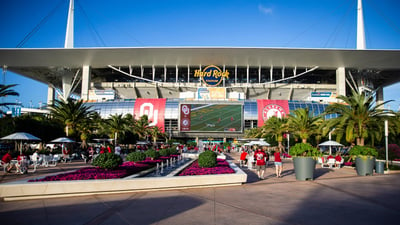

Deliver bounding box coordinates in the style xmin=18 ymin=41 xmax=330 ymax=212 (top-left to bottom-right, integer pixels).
xmin=1 ymin=152 xmax=399 ymax=225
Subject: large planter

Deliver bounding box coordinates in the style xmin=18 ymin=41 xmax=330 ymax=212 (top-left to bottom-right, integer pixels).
xmin=355 ymin=157 xmax=375 ymax=176
xmin=293 ymin=157 xmax=316 ymax=181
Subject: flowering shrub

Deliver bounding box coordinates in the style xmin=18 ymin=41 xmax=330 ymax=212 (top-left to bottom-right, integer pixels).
xmin=126 ymin=151 xmax=146 ymax=162
xmin=178 ymin=159 xmax=235 ymax=176
xmin=92 ymin=153 xmax=122 ymax=169
xmin=198 ymin=150 xmax=217 ymax=167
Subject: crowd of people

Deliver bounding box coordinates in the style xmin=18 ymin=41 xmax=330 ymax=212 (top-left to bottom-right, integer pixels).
xmin=239 ymin=146 xmax=284 ymax=180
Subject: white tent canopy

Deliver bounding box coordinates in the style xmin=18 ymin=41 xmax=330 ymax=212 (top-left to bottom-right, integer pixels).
xmin=244 ymin=139 xmax=270 ymax=147
xmin=1 ymin=132 xmax=41 ymax=154
xmin=319 ymin=140 xmax=343 ymax=155
xmin=50 ymin=137 xmax=75 ymax=143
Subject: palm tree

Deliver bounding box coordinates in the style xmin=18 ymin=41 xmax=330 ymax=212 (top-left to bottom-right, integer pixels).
xmin=48 ymin=98 xmax=95 ymax=137
xmin=133 ymin=114 xmax=151 ymax=141
xmin=105 ymin=114 xmax=131 ymax=145
xmin=288 ymin=108 xmax=323 ymax=144
xmin=0 ymin=84 xmax=20 ymax=116
xmin=325 ymin=88 xmax=394 ymax=146
xmin=148 ymin=126 xmax=166 ymax=146
xmin=76 ymin=112 xmax=101 ymax=149
xmin=244 ymin=127 xmax=262 ymax=138
xmin=260 ymin=116 xmax=288 ymax=151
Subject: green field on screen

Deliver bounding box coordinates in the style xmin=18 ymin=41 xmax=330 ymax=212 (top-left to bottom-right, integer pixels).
xmin=189 ymin=104 xmax=242 ymax=132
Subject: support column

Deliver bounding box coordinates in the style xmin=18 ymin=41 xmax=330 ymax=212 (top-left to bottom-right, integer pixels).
xmin=62 ymin=74 xmax=73 ymax=101
xmin=376 ymin=87 xmax=384 ymax=109
xmin=81 ymin=65 xmax=90 ymax=101
xmin=336 ymin=67 xmax=346 ymax=98
xmin=47 ymin=85 xmax=55 ymax=106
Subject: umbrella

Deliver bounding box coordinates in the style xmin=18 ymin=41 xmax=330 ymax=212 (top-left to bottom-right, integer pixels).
xmin=93 ymin=138 xmax=113 ymax=146
xmin=50 ymin=137 xmax=75 ymax=143
xmin=244 ymin=139 xmax=270 ymax=147
xmin=319 ymin=140 xmax=343 ymax=155
xmin=1 ymin=132 xmax=41 ymax=154
xmin=50 ymin=137 xmax=75 ymax=154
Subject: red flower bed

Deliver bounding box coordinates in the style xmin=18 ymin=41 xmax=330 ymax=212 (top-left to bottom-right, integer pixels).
xmin=28 ymin=161 xmax=153 ymax=182
xmin=178 ymin=159 xmax=235 ymax=176
xmin=27 ymin=155 xmax=179 ymax=182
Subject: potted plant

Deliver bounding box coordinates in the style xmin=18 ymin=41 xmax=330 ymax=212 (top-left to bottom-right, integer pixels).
xmin=289 ymin=143 xmax=321 ymax=181
xmin=349 ymin=145 xmax=378 ymax=176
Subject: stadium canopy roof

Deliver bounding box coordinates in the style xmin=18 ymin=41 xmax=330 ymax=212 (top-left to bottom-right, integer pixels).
xmin=1 ymin=47 xmax=400 ymax=87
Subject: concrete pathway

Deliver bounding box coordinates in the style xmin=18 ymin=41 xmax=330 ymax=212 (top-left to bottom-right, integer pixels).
xmin=1 ymin=152 xmax=399 ymax=225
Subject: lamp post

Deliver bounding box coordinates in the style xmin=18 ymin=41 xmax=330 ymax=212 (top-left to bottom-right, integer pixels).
xmin=385 ymin=119 xmax=389 ymax=170
xmin=287 ymin=132 xmax=290 ymax=155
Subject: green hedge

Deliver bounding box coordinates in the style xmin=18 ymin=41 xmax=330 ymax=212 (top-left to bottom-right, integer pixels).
xmin=145 ymin=149 xmax=159 ymax=159
xmin=289 ymin=143 xmax=321 ymax=158
xmin=126 ymin=151 xmax=146 ymax=162
xmin=92 ymin=153 xmax=122 ymax=169
xmin=168 ymin=148 xmax=178 ymax=155
xmin=198 ymin=150 xmax=217 ymax=168
xmin=349 ymin=145 xmax=378 ymax=159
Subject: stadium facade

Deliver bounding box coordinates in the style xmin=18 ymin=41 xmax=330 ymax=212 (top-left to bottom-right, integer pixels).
xmin=1 ymin=0 xmax=400 ymax=143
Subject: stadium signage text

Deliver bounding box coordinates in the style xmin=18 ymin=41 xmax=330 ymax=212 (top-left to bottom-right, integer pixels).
xmin=194 ymin=65 xmax=229 ymax=86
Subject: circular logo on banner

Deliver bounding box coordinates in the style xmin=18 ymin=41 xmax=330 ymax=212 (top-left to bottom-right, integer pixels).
xmin=202 ymin=65 xmax=226 ymax=87
xmin=182 ymin=119 xmax=190 ymax=127
xmin=182 ymin=105 xmax=190 ymax=115
xmin=262 ymin=104 xmax=286 ymax=121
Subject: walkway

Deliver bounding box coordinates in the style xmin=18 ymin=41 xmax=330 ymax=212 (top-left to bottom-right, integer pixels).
xmin=1 ymin=152 xmax=399 ymax=225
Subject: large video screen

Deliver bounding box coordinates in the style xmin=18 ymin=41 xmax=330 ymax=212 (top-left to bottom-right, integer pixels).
xmin=180 ymin=103 xmax=243 ymax=132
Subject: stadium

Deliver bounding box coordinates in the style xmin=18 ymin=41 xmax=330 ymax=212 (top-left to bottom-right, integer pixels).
xmin=1 ymin=0 xmax=400 ymax=143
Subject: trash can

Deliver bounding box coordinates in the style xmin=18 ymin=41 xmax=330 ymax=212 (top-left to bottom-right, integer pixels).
xmin=375 ymin=161 xmax=384 ymax=174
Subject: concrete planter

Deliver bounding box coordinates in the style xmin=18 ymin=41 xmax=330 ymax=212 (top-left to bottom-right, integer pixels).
xmin=355 ymin=157 xmax=375 ymax=176
xmin=293 ymin=157 xmax=316 ymax=181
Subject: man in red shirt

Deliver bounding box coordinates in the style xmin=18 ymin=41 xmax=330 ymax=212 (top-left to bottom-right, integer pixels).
xmin=254 ymin=148 xmax=267 ymax=179
xmin=1 ymin=151 xmax=13 ymax=172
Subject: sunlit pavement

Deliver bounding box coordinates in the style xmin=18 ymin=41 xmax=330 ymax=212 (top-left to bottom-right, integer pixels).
xmin=1 ymin=152 xmax=399 ymax=225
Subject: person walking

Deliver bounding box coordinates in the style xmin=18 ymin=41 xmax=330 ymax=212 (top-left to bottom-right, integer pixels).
xmin=274 ymin=147 xmax=283 ymax=178
xmin=254 ymin=147 xmax=267 ymax=180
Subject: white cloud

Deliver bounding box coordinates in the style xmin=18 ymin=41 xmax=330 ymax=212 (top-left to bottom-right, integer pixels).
xmin=258 ymin=4 xmax=273 ymax=15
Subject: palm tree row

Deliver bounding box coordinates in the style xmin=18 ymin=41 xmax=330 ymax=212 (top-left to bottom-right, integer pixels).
xmin=48 ymin=98 xmax=166 ymax=149
xmin=247 ymin=88 xmax=399 ymax=149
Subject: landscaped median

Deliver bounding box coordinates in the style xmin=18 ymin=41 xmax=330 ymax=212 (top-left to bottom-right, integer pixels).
xmin=0 ymin=157 xmax=247 ymax=201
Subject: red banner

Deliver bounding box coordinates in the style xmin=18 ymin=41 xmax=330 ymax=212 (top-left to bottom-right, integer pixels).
xmin=134 ymin=98 xmax=167 ymax=132
xmin=180 ymin=104 xmax=191 ymax=131
xmin=257 ymin=100 xmax=289 ymax=127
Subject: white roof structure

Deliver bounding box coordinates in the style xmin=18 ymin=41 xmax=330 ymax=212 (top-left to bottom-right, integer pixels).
xmin=1 ymin=47 xmax=400 ymax=89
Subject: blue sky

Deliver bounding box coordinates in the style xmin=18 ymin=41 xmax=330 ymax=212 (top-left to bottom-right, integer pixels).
xmin=1 ymin=0 xmax=399 ymax=109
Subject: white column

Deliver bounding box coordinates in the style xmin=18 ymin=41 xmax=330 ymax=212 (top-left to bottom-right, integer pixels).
xmin=357 ymin=0 xmax=366 ymax=50
xmin=270 ymin=66 xmax=273 ymax=82
xmin=152 ymin=65 xmax=155 ymax=81
xmin=81 ymin=65 xmax=90 ymax=101
xmin=187 ymin=65 xmax=190 ymax=83
xmin=376 ymin=87 xmax=384 ymax=109
xmin=235 ymin=65 xmax=237 ymax=85
xmin=62 ymin=74 xmax=73 ymax=100
xmin=246 ymin=65 xmax=249 ymax=84
xmin=164 ymin=65 xmax=167 ymax=82
xmin=336 ymin=67 xmax=346 ymax=97
xmin=176 ymin=65 xmax=178 ymax=83
xmin=47 ymin=85 xmax=55 ymax=105
xmin=64 ymin=0 xmax=74 ymax=48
